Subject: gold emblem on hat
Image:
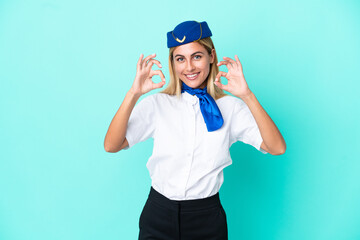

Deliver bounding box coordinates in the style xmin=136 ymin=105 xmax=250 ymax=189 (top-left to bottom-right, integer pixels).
xmin=176 ymin=36 xmax=186 ymax=43
xmin=172 ymin=32 xmax=186 ymax=43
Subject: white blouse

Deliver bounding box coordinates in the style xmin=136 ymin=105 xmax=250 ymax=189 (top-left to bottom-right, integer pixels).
xmin=124 ymin=91 xmax=267 ymax=200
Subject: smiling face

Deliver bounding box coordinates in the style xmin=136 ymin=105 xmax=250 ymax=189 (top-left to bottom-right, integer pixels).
xmin=173 ymin=41 xmax=215 ymax=89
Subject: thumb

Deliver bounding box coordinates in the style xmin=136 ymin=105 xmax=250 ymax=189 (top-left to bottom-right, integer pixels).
xmin=214 ymin=71 xmax=229 ymax=91
xmin=153 ymin=80 xmax=166 ymax=89
xmin=214 ymin=79 xmax=228 ymax=91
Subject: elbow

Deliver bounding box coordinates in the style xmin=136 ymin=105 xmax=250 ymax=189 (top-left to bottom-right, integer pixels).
xmin=104 ymin=142 xmax=120 ymax=153
xmin=104 ymin=137 xmax=127 ymax=153
xmin=104 ymin=144 xmax=113 ymax=153
xmin=274 ymin=149 xmax=286 ymax=155
xmin=268 ymin=142 xmax=286 ymax=155
xmin=104 ymin=135 xmax=123 ymax=153
xmin=104 ymin=145 xmax=121 ymax=153
xmin=275 ymin=144 xmax=286 ymax=155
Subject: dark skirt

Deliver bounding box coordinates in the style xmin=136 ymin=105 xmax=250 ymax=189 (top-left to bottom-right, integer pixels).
xmin=138 ymin=186 xmax=228 ymax=240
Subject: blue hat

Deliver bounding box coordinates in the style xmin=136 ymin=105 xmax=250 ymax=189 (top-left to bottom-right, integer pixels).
xmin=167 ymin=20 xmax=212 ymax=48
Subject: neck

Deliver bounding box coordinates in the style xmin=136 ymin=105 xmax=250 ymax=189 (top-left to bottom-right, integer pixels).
xmin=182 ymin=81 xmax=207 ymax=90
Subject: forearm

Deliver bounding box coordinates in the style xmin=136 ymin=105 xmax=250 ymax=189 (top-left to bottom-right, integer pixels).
xmin=238 ymin=91 xmax=286 ymax=154
xmin=104 ymin=89 xmax=141 ymax=152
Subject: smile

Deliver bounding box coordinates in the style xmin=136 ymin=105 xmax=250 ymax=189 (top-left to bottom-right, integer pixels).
xmin=185 ymin=72 xmax=200 ymax=80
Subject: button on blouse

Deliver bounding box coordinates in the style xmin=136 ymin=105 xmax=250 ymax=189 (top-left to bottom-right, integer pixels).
xmin=124 ymin=91 xmax=267 ymax=200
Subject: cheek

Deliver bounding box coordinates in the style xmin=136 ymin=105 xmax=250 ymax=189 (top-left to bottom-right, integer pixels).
xmin=174 ymin=64 xmax=183 ymax=74
xmin=198 ymin=62 xmax=210 ymax=74
xmin=198 ymin=61 xmax=210 ymax=70
xmin=175 ymin=66 xmax=185 ymax=79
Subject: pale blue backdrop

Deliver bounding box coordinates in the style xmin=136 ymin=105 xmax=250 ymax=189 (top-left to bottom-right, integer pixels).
xmin=1 ymin=0 xmax=359 ymax=239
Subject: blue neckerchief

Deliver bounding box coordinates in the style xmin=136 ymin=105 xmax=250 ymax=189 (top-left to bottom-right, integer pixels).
xmin=181 ymin=82 xmax=224 ymax=132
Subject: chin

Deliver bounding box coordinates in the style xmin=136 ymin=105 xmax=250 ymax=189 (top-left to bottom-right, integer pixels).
xmin=182 ymin=79 xmax=206 ymax=89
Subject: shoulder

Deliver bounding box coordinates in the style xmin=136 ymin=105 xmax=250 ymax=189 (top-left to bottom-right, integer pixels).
xmin=143 ymin=92 xmax=175 ymax=100
xmin=149 ymin=92 xmax=179 ymax=104
xmin=215 ymin=94 xmax=246 ymax=110
xmin=134 ymin=93 xmax=157 ymax=110
xmin=153 ymin=92 xmax=174 ymax=99
xmin=139 ymin=92 xmax=166 ymax=103
xmin=137 ymin=92 xmax=177 ymax=110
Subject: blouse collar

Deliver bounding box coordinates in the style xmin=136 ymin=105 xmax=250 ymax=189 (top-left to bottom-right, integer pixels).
xmin=181 ymin=91 xmax=199 ymax=105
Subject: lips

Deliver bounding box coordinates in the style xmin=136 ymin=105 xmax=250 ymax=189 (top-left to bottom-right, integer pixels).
xmin=184 ymin=72 xmax=200 ymax=80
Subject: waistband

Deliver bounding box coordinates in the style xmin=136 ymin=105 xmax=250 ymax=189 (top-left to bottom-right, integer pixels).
xmin=147 ymin=186 xmax=221 ymax=212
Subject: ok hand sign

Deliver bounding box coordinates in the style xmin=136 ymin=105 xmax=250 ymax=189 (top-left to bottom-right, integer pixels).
xmin=130 ymin=53 xmax=166 ymax=96
xmin=214 ymin=55 xmax=252 ymax=99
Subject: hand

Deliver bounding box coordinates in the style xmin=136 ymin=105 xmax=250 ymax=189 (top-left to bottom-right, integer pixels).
xmin=214 ymin=55 xmax=252 ymax=99
xmin=130 ymin=53 xmax=166 ymax=96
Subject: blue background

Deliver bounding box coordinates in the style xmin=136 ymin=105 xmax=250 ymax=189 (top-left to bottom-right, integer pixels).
xmin=1 ymin=0 xmax=359 ymax=239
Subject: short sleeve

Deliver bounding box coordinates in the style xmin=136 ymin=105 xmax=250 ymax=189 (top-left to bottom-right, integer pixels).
xmin=123 ymin=95 xmax=156 ymax=150
xmin=230 ymin=100 xmax=268 ymax=154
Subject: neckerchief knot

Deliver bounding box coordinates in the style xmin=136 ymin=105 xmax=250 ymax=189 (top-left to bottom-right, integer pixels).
xmin=181 ymin=82 xmax=224 ymax=132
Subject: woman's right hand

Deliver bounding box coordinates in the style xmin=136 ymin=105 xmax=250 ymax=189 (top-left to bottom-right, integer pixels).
xmin=130 ymin=53 xmax=166 ymax=96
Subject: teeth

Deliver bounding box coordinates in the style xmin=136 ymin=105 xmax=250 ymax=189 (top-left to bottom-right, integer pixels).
xmin=186 ymin=73 xmax=198 ymax=77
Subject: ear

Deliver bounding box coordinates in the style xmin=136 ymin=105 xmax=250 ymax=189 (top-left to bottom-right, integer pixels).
xmin=210 ymin=48 xmax=215 ymax=64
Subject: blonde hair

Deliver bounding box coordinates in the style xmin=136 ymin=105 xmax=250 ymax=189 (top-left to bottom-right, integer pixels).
xmin=160 ymin=37 xmax=228 ymax=100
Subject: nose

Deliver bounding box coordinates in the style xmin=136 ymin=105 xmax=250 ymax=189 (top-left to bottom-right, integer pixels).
xmin=186 ymin=60 xmax=195 ymax=72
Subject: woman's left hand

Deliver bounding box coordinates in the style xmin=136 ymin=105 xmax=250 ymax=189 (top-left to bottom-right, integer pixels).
xmin=214 ymin=55 xmax=252 ymax=99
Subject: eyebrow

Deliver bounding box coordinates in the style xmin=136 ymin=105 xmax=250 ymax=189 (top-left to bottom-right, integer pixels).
xmin=174 ymin=51 xmax=204 ymax=58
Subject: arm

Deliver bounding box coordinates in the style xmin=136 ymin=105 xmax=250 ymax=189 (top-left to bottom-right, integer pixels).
xmin=215 ymin=55 xmax=286 ymax=155
xmin=240 ymin=92 xmax=286 ymax=155
xmin=104 ymin=53 xmax=166 ymax=153
xmin=104 ymin=90 xmax=141 ymax=152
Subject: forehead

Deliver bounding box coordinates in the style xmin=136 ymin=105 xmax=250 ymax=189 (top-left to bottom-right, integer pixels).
xmin=173 ymin=41 xmax=206 ymax=56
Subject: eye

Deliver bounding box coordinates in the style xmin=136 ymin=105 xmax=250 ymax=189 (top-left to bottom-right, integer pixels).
xmin=194 ymin=55 xmax=202 ymax=60
xmin=176 ymin=57 xmax=184 ymax=62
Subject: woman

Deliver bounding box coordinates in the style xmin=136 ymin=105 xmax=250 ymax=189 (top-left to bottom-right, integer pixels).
xmin=104 ymin=20 xmax=286 ymax=240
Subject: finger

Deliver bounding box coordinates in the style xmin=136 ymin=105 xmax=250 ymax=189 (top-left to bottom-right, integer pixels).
xmin=214 ymin=79 xmax=227 ymax=91
xmin=146 ymin=59 xmax=162 ymax=69
xmin=142 ymin=53 xmax=156 ymax=68
xmin=152 ymin=80 xmax=166 ymax=89
xmin=150 ymin=69 xmax=166 ymax=83
xmin=214 ymin=71 xmax=227 ymax=82
xmin=223 ymin=56 xmax=236 ymax=66
xmin=147 ymin=61 xmax=155 ymax=70
xmin=137 ymin=53 xmax=144 ymax=70
xmin=153 ymin=81 xmax=166 ymax=89
xmin=235 ymin=55 xmax=242 ymax=68
xmin=142 ymin=53 xmax=155 ymax=64
xmin=217 ymin=61 xmax=232 ymax=68
xmin=214 ymin=74 xmax=229 ymax=91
